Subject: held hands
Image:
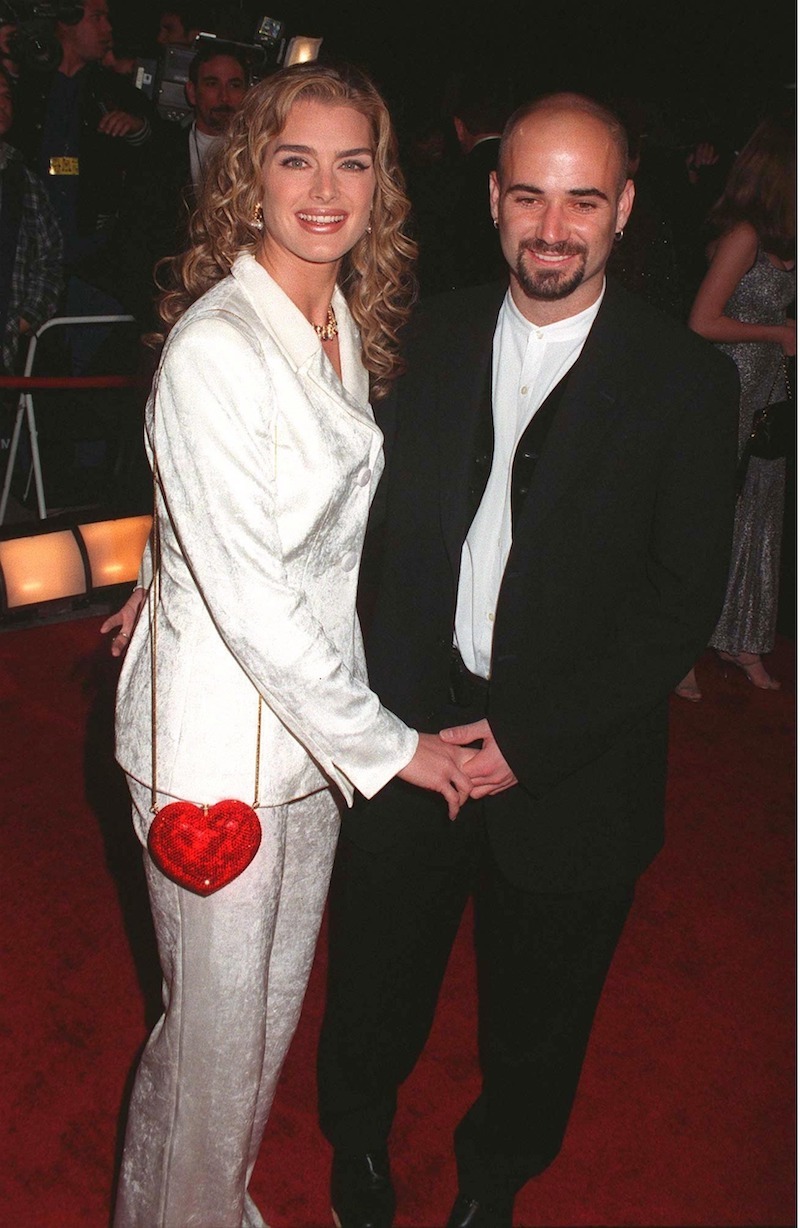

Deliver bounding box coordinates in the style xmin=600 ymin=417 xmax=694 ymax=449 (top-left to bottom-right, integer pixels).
xmin=100 ymin=585 xmax=146 ymax=656
xmin=439 ymin=718 xmax=518 ymax=800
xmin=397 ymin=732 xmax=476 ymax=820
xmin=399 ymin=719 xmax=518 ymax=818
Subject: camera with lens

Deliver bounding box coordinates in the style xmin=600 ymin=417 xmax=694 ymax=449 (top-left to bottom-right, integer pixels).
xmin=0 ymin=1 xmax=86 ymax=72
xmin=135 ymin=14 xmax=323 ymax=125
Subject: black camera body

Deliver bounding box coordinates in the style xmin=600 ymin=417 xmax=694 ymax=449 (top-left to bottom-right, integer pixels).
xmin=134 ymin=44 xmax=193 ymax=125
xmin=0 ymin=1 xmax=85 ymax=71
xmin=133 ymin=19 xmax=293 ymax=125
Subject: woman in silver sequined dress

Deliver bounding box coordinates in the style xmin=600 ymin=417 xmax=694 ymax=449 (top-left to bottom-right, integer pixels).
xmin=677 ymin=116 xmax=795 ymax=698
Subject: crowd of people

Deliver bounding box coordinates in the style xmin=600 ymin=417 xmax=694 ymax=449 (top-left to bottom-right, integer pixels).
xmin=0 ymin=3 xmax=269 ymax=508
xmin=3 ymin=4 xmax=793 ymax=1227
xmin=0 ymin=3 xmax=254 ymax=365
xmin=0 ymin=4 xmax=791 ymax=356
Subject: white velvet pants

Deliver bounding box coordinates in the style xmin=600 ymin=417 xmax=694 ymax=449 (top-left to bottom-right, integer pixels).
xmin=114 ymin=776 xmax=341 ymax=1228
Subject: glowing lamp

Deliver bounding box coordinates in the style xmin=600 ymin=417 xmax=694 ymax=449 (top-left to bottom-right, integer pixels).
xmin=78 ymin=516 xmax=151 ymax=588
xmin=0 ymin=515 xmax=153 ymax=616
xmin=0 ymin=530 xmax=88 ymax=609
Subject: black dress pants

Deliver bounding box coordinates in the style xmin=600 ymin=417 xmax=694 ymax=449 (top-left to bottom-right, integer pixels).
xmin=317 ymin=808 xmax=634 ymax=1200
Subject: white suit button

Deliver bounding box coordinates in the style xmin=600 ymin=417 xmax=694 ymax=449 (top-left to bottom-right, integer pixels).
xmin=341 ymin=551 xmax=358 ymax=571
xmin=355 ymin=467 xmax=371 ymax=486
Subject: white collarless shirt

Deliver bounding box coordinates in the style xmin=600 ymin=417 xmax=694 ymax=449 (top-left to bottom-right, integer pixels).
xmin=454 ymin=284 xmax=604 ymax=679
xmin=189 ymin=124 xmax=223 ymax=190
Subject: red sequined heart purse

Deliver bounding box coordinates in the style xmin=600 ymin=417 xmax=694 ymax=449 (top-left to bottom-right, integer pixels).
xmin=148 ymin=799 xmax=262 ymax=897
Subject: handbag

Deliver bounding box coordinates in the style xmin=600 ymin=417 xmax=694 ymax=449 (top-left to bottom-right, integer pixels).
xmin=144 ymin=452 xmax=263 ymax=897
xmin=735 ymin=357 xmax=793 ymax=492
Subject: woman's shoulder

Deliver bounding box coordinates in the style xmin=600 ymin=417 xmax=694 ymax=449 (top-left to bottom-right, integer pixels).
xmin=713 ymin=221 xmax=759 ymax=263
xmin=168 ymin=276 xmax=263 ymax=353
xmin=701 ymin=222 xmax=760 ymax=291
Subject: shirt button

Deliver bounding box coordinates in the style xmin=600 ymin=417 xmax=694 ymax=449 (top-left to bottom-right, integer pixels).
xmin=341 ymin=551 xmax=358 ymax=571
xmin=355 ymin=467 xmax=371 ymax=486
xmin=520 ymin=385 xmax=529 ymax=396
xmin=487 ymin=612 xmax=495 ymax=622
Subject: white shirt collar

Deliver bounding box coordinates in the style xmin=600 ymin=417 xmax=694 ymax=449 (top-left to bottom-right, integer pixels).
xmin=230 ymin=251 xmax=367 ymax=406
xmin=502 ymin=278 xmax=605 ymax=343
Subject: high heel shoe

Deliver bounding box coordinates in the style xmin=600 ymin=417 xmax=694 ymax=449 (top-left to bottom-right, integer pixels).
xmin=674 ymin=668 xmax=702 ymax=701
xmin=716 ymin=650 xmax=781 ymax=690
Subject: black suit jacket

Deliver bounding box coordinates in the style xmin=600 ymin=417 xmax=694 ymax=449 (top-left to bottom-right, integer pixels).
xmin=11 ymin=63 xmax=155 ymax=242
xmin=347 ymin=278 xmax=739 ymax=892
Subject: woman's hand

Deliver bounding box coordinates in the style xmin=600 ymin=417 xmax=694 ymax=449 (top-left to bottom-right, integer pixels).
xmin=396 ymin=732 xmax=476 ymax=820
xmin=440 ymin=718 xmax=518 ymax=799
xmin=100 ymin=586 xmax=146 ymax=657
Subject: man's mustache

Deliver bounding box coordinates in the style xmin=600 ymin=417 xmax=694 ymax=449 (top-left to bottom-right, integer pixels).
xmin=521 ymin=239 xmax=586 ymax=257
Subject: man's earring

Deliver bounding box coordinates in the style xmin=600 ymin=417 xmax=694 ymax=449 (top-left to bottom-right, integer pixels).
xmin=492 ymin=217 xmax=499 ymax=229
xmin=614 ymin=229 xmax=624 ymax=242
xmin=253 ymin=203 xmax=264 ymax=232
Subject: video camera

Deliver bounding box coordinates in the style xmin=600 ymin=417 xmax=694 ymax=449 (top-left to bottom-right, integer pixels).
xmin=0 ymin=4 xmax=322 ymax=97
xmin=135 ymin=16 xmax=323 ymax=125
xmin=0 ymin=1 xmax=85 ymax=72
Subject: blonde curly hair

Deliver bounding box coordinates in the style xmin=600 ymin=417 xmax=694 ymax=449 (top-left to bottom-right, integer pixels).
xmin=158 ymin=61 xmax=417 ymax=398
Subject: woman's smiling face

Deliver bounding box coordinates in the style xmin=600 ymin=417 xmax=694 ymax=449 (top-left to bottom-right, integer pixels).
xmin=257 ymin=99 xmax=376 ymax=280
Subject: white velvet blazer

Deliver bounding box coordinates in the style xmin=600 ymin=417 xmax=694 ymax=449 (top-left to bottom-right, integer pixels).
xmin=115 ymin=252 xmax=417 ymax=808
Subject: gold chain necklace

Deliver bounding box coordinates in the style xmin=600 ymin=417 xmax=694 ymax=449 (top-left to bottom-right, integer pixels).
xmin=313 ymin=305 xmax=338 ymax=342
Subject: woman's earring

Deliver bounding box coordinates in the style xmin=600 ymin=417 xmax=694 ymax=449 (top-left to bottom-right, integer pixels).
xmin=366 ymin=223 xmax=372 ymax=235
xmin=253 ymin=203 xmax=264 ymax=232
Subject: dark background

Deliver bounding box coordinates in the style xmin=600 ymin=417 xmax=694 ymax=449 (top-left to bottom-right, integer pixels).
xmin=118 ymin=0 xmax=795 ymax=154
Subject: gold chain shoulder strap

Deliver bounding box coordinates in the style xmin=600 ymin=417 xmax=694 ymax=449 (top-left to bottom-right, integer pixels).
xmin=147 ymin=434 xmax=263 ymax=815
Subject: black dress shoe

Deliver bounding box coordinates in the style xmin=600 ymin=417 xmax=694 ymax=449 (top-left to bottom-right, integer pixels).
xmin=445 ymin=1191 xmax=514 ymax=1228
xmin=330 ymin=1148 xmax=395 ymax=1228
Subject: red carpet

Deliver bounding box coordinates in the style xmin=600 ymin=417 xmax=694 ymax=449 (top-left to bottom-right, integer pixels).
xmin=0 ymin=615 xmax=795 ymax=1228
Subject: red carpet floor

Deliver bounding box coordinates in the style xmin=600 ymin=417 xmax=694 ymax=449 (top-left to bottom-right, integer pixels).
xmin=0 ymin=616 xmax=795 ymax=1228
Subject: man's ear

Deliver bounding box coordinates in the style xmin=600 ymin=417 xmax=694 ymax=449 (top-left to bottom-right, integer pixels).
xmin=185 ymin=79 xmax=196 ymax=109
xmin=489 ymin=169 xmax=500 ymax=225
xmin=616 ymin=178 xmax=635 ymax=231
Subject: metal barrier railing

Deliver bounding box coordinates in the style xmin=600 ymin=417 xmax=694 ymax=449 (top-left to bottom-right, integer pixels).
xmin=0 ymin=314 xmax=142 ymax=523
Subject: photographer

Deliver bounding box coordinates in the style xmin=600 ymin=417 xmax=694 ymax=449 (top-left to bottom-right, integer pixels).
xmin=0 ymin=65 xmax=62 ymax=372
xmin=119 ymin=39 xmax=250 ymax=329
xmin=156 ymin=3 xmax=204 ymax=48
xmin=9 ymin=0 xmax=157 ymax=358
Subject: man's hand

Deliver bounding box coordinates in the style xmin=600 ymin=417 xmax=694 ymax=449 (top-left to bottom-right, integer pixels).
xmin=439 ymin=718 xmax=518 ymax=799
xmin=685 ymin=141 xmax=719 ymax=185
xmin=397 ymin=732 xmax=476 ymax=820
xmin=98 ymin=110 xmax=145 ymax=139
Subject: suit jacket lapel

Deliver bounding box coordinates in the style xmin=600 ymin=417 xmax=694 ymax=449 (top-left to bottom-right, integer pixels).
xmin=512 ymin=284 xmax=628 ymax=538
xmin=437 ymin=284 xmax=504 ymax=578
